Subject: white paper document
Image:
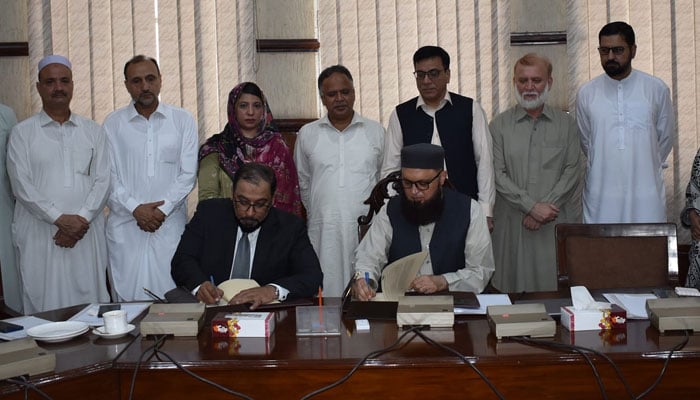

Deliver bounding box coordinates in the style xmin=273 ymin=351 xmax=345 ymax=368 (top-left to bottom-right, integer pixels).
xmin=380 ymin=250 xmax=429 ymax=301
xmin=603 ymin=293 xmax=657 ymax=319
xmin=69 ymin=302 xmax=151 ymax=326
xmin=216 ymin=279 xmax=279 ymax=306
xmin=455 ymin=294 xmax=512 ymax=315
xmin=0 ymin=316 xmax=53 ymax=341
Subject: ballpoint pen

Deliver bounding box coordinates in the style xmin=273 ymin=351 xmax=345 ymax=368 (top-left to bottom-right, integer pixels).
xmin=210 ymin=275 xmax=230 ymax=304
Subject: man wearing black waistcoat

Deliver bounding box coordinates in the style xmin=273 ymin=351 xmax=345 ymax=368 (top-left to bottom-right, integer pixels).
xmin=381 ymin=46 xmax=495 ymax=231
xmin=353 ymin=144 xmax=494 ymax=301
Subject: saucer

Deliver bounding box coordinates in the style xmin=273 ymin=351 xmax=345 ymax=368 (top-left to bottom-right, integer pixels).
xmin=92 ymin=324 xmax=135 ymax=339
xmin=27 ymin=321 xmax=90 ymax=343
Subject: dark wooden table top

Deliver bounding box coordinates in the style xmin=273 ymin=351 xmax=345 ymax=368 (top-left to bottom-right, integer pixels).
xmin=2 ymin=295 xmax=699 ymax=399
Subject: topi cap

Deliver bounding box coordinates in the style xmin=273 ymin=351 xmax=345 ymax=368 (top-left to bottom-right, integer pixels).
xmin=401 ymin=143 xmax=444 ymax=170
xmin=38 ymin=55 xmax=72 ymax=73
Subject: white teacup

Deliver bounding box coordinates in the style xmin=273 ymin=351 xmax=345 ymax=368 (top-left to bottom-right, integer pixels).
xmin=102 ymin=310 xmax=128 ymax=334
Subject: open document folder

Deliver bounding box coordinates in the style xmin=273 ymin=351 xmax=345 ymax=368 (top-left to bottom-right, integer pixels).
xmin=379 ymin=250 xmax=429 ymax=300
xmin=344 ymin=251 xmax=429 ymax=320
xmin=217 ymin=279 xmax=280 ymax=305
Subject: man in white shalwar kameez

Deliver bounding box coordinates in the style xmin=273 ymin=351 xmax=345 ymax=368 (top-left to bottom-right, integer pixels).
xmin=1 ymin=102 xmax=21 ymax=313
xmin=104 ymin=55 xmax=197 ymax=301
xmin=294 ymin=65 xmax=384 ymax=296
xmin=7 ymin=55 xmax=110 ymax=314
xmin=576 ymin=21 xmax=675 ymax=223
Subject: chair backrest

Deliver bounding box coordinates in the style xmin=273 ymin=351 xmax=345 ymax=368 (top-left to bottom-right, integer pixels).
xmin=357 ymin=171 xmax=401 ymax=241
xmin=555 ymin=223 xmax=679 ymax=290
xmin=356 ymin=171 xmax=457 ymax=242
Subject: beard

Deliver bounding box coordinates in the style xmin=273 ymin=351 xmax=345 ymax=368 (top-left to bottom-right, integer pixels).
xmin=399 ymin=188 xmax=444 ymax=226
xmin=515 ymin=83 xmax=549 ymax=110
xmin=136 ymin=92 xmax=157 ymax=107
xmin=603 ymin=59 xmax=631 ymax=79
xmin=237 ymin=216 xmax=263 ymax=233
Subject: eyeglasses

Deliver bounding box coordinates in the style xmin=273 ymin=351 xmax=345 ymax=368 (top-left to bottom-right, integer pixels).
xmin=413 ymin=69 xmax=444 ymax=80
xmin=597 ymin=46 xmax=626 ymax=56
xmin=401 ymin=170 xmax=442 ymax=191
xmin=233 ymin=198 xmax=271 ymax=212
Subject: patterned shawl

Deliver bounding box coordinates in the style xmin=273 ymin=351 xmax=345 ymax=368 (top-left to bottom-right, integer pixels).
xmin=198 ymin=83 xmax=302 ymax=216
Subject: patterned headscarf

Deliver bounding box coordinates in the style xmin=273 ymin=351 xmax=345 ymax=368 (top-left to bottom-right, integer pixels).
xmin=199 ymin=82 xmax=280 ymax=179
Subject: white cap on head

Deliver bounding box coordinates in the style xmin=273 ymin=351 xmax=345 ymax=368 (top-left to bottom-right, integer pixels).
xmin=38 ymin=55 xmax=72 ymax=73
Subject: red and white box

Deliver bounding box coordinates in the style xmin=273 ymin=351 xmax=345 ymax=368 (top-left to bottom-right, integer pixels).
xmin=211 ymin=312 xmax=275 ymax=338
xmin=561 ymin=304 xmax=626 ymax=331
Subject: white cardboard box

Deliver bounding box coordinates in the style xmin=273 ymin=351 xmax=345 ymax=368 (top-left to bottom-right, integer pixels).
xmin=212 ymin=312 xmax=275 ymax=338
xmin=560 ymin=306 xmax=603 ymax=331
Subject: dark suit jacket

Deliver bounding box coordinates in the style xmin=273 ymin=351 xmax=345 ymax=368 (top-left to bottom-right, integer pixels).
xmin=171 ymin=198 xmax=323 ymax=299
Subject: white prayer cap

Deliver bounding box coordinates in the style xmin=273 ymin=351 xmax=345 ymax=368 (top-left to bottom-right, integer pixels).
xmin=38 ymin=55 xmax=72 ymax=73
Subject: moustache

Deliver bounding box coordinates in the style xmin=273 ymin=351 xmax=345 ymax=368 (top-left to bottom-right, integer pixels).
xmin=51 ymin=91 xmax=68 ymax=97
xmin=605 ymin=61 xmax=619 ymax=67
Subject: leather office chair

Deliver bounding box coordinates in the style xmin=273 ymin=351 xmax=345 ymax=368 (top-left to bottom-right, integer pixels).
xmin=555 ymin=223 xmax=679 ymax=290
xmin=357 ymin=171 xmax=401 ymax=242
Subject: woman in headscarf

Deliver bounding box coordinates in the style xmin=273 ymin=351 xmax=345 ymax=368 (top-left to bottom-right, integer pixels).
xmin=198 ymin=82 xmax=302 ymax=217
xmin=681 ymin=148 xmax=700 ymax=289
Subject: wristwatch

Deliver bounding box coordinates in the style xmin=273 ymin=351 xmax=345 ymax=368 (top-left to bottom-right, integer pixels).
xmin=267 ymin=285 xmax=280 ymax=301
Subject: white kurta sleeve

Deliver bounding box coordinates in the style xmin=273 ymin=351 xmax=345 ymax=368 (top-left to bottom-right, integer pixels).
xmin=293 ymin=126 xmax=312 ymax=209
xmin=6 ymin=125 xmax=62 ymax=224
xmin=442 ymin=199 xmax=495 ymax=293
xmin=575 ymin=90 xmax=592 ymax=157
xmin=158 ymin=115 xmax=198 ymax=216
xmin=472 ymin=102 xmax=495 ymax=217
xmin=353 ymin=206 xmax=393 ymax=283
xmin=105 ymin=125 xmax=141 ymax=214
xmin=77 ymin=127 xmax=110 ymax=222
xmin=656 ymin=85 xmax=675 ymax=162
xmin=380 ymin=110 xmax=403 ymax=179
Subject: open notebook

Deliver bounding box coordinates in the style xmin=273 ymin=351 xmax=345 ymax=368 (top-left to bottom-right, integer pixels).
xmin=217 ymin=279 xmax=278 ymax=305
xmin=164 ymin=279 xmax=281 ymax=306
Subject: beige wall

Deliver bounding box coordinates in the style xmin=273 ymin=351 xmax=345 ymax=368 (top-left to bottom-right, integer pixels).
xmin=256 ymin=0 xmax=317 ymax=118
xmin=510 ymin=0 xmax=568 ymax=111
xmin=0 ymin=0 xmax=30 ymax=120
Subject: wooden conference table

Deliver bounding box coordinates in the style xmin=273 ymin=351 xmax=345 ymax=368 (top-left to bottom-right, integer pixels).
xmin=1 ymin=295 xmax=699 ymax=399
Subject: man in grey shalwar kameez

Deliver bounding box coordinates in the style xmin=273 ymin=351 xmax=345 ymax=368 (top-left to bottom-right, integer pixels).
xmin=490 ymin=53 xmax=582 ymax=292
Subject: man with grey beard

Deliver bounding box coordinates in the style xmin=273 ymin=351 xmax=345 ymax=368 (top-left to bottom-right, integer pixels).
xmin=489 ymin=53 xmax=582 ymax=293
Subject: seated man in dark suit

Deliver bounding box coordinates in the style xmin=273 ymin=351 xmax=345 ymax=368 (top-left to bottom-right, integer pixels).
xmin=171 ymin=162 xmax=323 ymax=309
xmin=352 ymin=143 xmax=494 ymax=300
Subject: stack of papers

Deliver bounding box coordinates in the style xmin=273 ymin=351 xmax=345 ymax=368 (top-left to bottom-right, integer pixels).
xmin=455 ymin=294 xmax=511 ymax=315
xmin=603 ymin=293 xmax=657 ymax=319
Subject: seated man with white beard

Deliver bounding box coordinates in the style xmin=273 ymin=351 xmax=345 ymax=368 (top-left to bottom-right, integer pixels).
xmin=490 ymin=53 xmax=582 ymax=293
xmin=352 ymin=143 xmax=494 ymax=300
